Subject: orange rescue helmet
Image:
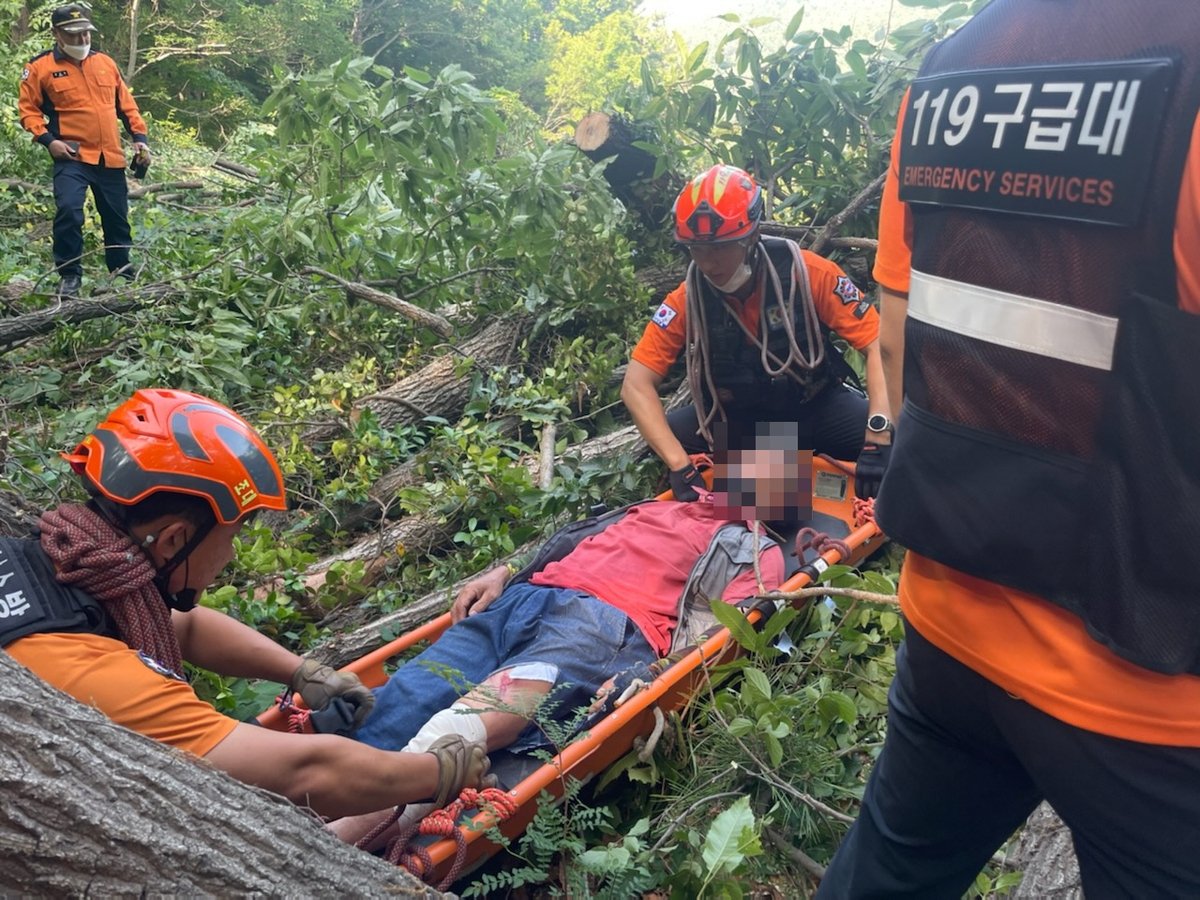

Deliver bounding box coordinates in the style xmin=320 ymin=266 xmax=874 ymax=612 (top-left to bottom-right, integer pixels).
xmin=673 ymin=165 xmax=764 ymax=244
xmin=63 ymin=388 xmax=286 ymax=525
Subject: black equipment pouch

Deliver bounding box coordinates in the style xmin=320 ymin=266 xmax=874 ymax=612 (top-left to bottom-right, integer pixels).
xmin=0 ymin=537 xmax=114 ymax=647
xmin=1065 ymin=294 xmax=1200 ymax=674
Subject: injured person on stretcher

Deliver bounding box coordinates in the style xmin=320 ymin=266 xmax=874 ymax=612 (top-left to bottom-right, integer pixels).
xmin=329 ymin=423 xmax=813 ymax=842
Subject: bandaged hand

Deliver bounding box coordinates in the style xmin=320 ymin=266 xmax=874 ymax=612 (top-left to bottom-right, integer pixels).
xmin=289 ymin=658 xmax=376 ymax=726
xmin=426 ymin=734 xmax=495 ymax=807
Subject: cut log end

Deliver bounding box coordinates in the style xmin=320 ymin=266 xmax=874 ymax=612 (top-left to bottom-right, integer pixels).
xmin=574 ymin=112 xmax=615 ymax=153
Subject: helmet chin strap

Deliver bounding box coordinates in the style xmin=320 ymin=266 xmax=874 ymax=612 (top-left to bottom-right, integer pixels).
xmin=152 ymin=520 xmax=214 ymax=612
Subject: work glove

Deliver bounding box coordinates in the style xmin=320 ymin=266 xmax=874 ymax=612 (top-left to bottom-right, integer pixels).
xmin=129 ymin=145 xmax=151 ymax=179
xmin=669 ymin=462 xmax=705 ymax=502
xmin=288 ymin=658 xmax=376 ymax=727
xmin=854 ymin=442 xmax=892 ymax=500
xmin=426 ymin=734 xmax=495 ymax=808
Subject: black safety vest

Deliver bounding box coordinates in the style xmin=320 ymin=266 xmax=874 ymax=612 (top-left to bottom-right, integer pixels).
xmin=0 ymin=537 xmax=116 ymax=647
xmin=695 ymin=236 xmax=844 ymax=408
xmin=876 ymin=0 xmax=1200 ymax=673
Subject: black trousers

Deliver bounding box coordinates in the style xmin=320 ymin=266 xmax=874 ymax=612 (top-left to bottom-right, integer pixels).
xmin=817 ymin=622 xmax=1200 ymax=899
xmin=667 ymin=381 xmax=868 ymax=461
xmin=52 ymin=159 xmax=131 ymax=277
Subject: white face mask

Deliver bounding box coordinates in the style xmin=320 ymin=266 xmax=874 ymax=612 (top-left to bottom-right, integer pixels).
xmin=708 ymin=262 xmax=753 ymax=294
xmin=60 ymin=37 xmax=90 ymax=60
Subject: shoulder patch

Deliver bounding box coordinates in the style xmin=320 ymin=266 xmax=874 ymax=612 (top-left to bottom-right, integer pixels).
xmin=21 ymin=67 xmax=30 ymax=81
xmin=833 ymin=275 xmax=862 ymax=305
xmin=651 ymin=302 xmax=678 ymax=329
xmin=852 ymin=298 xmax=872 ymax=319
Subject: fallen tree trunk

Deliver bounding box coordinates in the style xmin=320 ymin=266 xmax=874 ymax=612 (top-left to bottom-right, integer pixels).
xmin=0 ymin=293 xmax=142 ymax=348
xmin=574 ymin=111 xmax=678 ymax=230
xmin=304 ymin=313 xmax=531 ymax=444
xmin=1010 ymin=803 xmax=1082 ymax=898
xmin=0 ymin=652 xmax=443 ymax=896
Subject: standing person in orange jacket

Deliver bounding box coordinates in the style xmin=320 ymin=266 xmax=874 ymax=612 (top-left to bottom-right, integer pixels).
xmin=818 ymin=0 xmax=1200 ymax=896
xmin=18 ymin=4 xmax=151 ymax=299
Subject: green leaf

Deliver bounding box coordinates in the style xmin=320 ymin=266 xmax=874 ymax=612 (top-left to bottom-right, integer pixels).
xmin=700 ymin=796 xmax=760 ymax=876
xmin=743 ymin=666 xmax=772 ymax=702
xmin=817 ymin=691 xmax=859 ymax=727
xmin=709 ymin=598 xmax=759 ymax=651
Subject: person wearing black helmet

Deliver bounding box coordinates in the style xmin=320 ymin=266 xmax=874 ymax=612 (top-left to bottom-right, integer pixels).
xmin=621 ymin=164 xmax=893 ymax=503
xmin=17 ymin=4 xmax=151 ymax=298
xmin=2 ymin=388 xmax=491 ymax=819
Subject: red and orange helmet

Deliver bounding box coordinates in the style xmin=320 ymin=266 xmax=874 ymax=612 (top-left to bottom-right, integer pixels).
xmin=64 ymin=388 xmax=286 ymax=525
xmin=673 ymin=165 xmax=764 ymax=244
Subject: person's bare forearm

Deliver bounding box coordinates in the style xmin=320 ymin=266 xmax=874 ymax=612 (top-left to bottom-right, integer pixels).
xmin=206 ymin=724 xmax=441 ymax=819
xmin=862 ymin=339 xmax=892 ymax=446
xmin=879 ymin=288 xmax=908 ymax=423
xmin=173 ymin=605 xmax=302 ymax=682
xmin=621 ymin=362 xmax=691 ymax=470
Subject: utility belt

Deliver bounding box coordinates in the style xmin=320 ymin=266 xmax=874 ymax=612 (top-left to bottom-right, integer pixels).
xmin=0 ymin=537 xmax=116 ymax=647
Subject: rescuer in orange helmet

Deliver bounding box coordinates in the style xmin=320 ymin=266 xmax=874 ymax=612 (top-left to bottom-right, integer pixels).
xmin=3 ymin=388 xmax=490 ymax=819
xmin=621 ymin=164 xmax=893 ymax=502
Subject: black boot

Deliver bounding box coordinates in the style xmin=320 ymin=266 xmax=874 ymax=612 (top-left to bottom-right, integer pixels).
xmin=58 ymin=274 xmax=82 ymax=299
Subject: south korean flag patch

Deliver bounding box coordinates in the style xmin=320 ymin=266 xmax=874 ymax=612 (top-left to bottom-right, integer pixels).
xmin=833 ymin=275 xmax=862 ymax=305
xmin=651 ymin=302 xmax=678 ymax=329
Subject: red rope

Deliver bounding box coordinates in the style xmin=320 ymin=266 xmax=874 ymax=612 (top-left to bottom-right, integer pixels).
xmin=367 ymin=787 xmax=520 ymax=891
xmin=795 ymin=527 xmax=851 ymax=561
xmin=852 ymin=496 xmax=875 ymax=528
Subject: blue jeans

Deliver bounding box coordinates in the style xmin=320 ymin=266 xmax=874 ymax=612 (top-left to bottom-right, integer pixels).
xmin=818 ymin=622 xmax=1200 ymax=899
xmin=353 ymin=582 xmax=654 ymax=753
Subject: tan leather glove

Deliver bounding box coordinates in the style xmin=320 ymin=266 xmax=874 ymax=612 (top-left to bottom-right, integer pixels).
xmin=426 ymin=734 xmax=495 ymax=808
xmin=288 ymin=659 xmax=376 ymax=726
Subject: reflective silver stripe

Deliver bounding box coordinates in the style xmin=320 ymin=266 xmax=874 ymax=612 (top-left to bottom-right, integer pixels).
xmin=908 ymin=269 xmax=1117 ymax=370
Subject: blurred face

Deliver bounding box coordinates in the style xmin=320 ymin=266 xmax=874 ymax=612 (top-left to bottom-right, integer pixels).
xmin=687 ymin=240 xmax=750 ymax=289
xmin=712 ymin=447 xmax=813 ymax=523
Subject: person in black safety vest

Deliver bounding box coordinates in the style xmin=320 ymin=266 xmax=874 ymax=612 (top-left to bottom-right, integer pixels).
xmin=2 ymin=388 xmax=490 ymax=822
xmin=621 ymin=164 xmax=894 ymax=502
xmin=818 ymin=1 xmax=1200 ymax=896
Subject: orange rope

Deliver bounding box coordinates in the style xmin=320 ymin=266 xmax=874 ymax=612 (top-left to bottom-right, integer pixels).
xmin=368 ymin=787 xmax=520 ymax=891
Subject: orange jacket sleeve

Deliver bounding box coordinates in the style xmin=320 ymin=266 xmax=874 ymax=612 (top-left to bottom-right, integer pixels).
xmin=630 ymin=281 xmax=689 ymax=377
xmin=805 ymin=251 xmax=880 ymax=350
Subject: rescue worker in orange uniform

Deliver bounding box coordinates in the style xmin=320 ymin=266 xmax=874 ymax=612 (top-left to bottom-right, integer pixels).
xmin=1 ymin=389 xmax=491 ymax=820
xmin=819 ymin=1 xmax=1200 ymax=895
xmin=18 ymin=4 xmax=151 ymax=298
xmin=621 ymin=165 xmax=892 ymax=502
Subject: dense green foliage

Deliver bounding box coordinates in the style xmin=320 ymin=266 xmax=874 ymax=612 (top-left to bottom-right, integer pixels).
xmin=0 ymin=0 xmax=1010 ymax=895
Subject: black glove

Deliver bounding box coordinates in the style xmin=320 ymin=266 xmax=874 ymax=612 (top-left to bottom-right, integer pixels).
xmin=289 ymin=659 xmax=376 ymax=726
xmin=668 ymin=463 xmax=705 ymax=502
xmin=854 ymin=442 xmax=892 ymax=500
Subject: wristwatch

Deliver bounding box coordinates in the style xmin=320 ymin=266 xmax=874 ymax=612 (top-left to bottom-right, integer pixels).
xmin=866 ymin=413 xmax=893 ymax=435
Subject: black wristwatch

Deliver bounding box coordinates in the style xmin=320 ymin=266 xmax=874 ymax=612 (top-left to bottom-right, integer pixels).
xmin=866 ymin=413 xmax=893 ymax=435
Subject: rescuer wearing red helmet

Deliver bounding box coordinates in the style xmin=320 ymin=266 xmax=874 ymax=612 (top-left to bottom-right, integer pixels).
xmin=621 ymin=165 xmax=893 ymax=501
xmin=2 ymin=388 xmax=490 ymax=820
